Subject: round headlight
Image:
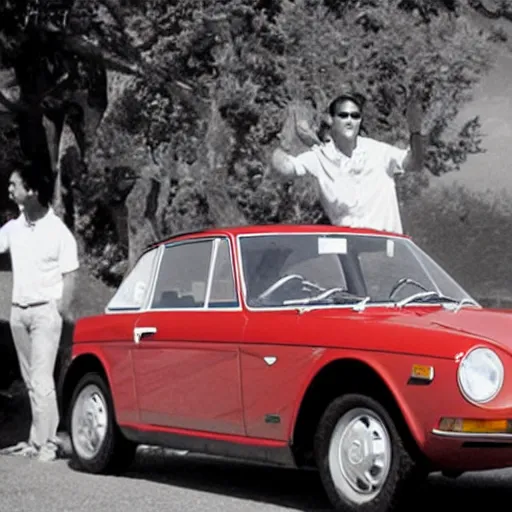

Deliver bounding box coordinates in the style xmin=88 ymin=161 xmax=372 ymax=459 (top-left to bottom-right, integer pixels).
xmin=457 ymin=347 xmax=504 ymax=404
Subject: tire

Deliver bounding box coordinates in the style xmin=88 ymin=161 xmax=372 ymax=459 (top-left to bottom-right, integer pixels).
xmin=69 ymin=372 xmax=137 ymax=474
xmin=314 ymin=393 xmax=421 ymax=512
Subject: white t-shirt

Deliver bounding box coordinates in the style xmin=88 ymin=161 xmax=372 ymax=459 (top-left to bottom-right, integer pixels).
xmin=288 ymin=136 xmax=408 ymax=233
xmin=0 ymin=208 xmax=79 ymax=306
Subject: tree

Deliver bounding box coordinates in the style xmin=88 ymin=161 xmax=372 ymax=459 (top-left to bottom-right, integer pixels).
xmin=0 ymin=0 xmax=502 ymax=284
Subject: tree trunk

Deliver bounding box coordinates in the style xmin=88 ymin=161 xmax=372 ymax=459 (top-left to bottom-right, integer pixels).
xmin=202 ymin=100 xmax=247 ymax=226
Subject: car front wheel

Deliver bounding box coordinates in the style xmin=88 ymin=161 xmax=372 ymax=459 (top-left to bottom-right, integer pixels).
xmin=314 ymin=394 xmax=420 ymax=512
xmin=69 ymin=372 xmax=136 ymax=474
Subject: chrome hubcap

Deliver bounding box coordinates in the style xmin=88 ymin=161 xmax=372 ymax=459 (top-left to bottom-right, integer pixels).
xmin=328 ymin=407 xmax=392 ymax=504
xmin=71 ymin=383 xmax=108 ymax=460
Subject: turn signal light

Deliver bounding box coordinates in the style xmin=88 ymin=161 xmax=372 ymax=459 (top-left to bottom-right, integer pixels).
xmin=438 ymin=417 xmax=512 ymax=434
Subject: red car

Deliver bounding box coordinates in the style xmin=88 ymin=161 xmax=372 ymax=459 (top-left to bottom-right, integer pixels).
xmin=63 ymin=224 xmax=512 ymax=512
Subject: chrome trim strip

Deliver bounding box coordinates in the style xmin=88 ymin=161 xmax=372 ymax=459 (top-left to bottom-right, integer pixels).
xmin=105 ymin=230 xmax=479 ymax=315
xmin=106 ymin=236 xmax=244 ymax=314
xmin=204 ymin=238 xmax=219 ymax=308
xmin=432 ymin=429 xmax=512 ymax=440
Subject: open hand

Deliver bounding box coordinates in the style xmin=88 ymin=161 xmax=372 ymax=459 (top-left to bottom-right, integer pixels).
xmin=295 ymin=112 xmax=322 ymax=148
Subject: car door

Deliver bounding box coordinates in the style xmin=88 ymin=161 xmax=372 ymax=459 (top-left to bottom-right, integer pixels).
xmin=131 ymin=236 xmax=247 ymax=435
xmin=100 ymin=246 xmax=159 ymax=425
xmin=239 ymin=236 xmax=349 ymax=441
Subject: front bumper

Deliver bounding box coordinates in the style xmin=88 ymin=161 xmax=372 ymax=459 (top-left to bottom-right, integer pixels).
xmin=427 ymin=429 xmax=512 ymax=471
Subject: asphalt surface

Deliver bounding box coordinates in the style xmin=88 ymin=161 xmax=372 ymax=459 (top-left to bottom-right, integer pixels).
xmin=1 ymin=445 xmax=512 ymax=512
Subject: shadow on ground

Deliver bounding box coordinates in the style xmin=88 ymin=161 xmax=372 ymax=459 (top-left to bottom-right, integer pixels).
xmin=65 ymin=447 xmax=512 ymax=512
xmin=0 ymin=379 xmax=30 ymax=449
xmin=71 ymin=450 xmax=335 ymax=511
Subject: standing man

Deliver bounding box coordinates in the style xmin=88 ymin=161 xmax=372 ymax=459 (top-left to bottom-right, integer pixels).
xmin=271 ymin=90 xmax=424 ymax=233
xmin=0 ymin=162 xmax=79 ymax=461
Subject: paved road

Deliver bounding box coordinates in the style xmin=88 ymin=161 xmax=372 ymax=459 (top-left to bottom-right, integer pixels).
xmin=1 ymin=446 xmax=512 ymax=512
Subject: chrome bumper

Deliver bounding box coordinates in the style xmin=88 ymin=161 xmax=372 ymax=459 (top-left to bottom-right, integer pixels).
xmin=432 ymin=429 xmax=512 ymax=441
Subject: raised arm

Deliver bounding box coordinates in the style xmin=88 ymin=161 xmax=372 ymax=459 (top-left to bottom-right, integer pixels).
xmin=271 ymin=115 xmax=322 ymax=179
xmin=271 ymin=146 xmax=298 ymax=177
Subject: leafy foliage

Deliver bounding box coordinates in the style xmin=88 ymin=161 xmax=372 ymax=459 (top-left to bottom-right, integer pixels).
xmin=0 ymin=0 xmax=504 ymax=283
xmin=0 ymin=119 xmax=21 ymax=224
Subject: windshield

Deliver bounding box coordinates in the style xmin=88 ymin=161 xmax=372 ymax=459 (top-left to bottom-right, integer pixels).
xmin=238 ymin=233 xmax=476 ymax=309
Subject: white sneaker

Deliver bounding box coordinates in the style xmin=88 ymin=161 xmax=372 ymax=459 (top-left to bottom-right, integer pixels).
xmin=35 ymin=445 xmax=58 ymax=462
xmin=0 ymin=441 xmax=38 ymax=457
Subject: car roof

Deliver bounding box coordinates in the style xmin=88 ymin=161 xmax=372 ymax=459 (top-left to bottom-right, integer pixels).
xmin=146 ymin=224 xmax=411 ymax=250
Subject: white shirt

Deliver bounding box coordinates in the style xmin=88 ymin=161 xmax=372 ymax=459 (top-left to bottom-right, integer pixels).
xmin=0 ymin=208 xmax=79 ymax=306
xmin=289 ymin=136 xmax=408 ymax=233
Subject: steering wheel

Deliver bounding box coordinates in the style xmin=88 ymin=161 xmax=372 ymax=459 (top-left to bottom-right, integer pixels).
xmin=256 ymin=274 xmax=305 ymax=302
xmin=283 ymin=287 xmax=357 ymax=306
xmin=312 ymin=287 xmax=347 ymax=301
xmin=388 ymin=277 xmax=429 ymax=300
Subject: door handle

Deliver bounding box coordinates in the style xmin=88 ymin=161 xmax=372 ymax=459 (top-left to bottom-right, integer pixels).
xmin=134 ymin=326 xmax=157 ymax=344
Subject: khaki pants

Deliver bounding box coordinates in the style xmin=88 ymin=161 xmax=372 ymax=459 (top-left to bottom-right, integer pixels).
xmin=10 ymin=301 xmax=63 ymax=450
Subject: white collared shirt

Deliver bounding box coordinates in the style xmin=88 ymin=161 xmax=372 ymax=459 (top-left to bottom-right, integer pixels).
xmin=0 ymin=207 xmax=79 ymax=305
xmin=288 ymin=136 xmax=408 ymax=233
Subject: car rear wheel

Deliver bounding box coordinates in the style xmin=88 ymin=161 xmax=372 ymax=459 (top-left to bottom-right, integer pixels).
xmin=69 ymin=372 xmax=137 ymax=474
xmin=314 ymin=394 xmax=420 ymax=512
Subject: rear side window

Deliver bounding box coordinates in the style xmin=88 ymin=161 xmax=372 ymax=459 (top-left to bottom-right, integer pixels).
xmin=107 ymin=248 xmax=158 ymax=311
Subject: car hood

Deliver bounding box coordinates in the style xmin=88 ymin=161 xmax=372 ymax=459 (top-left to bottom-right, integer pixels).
xmin=297 ymin=305 xmax=512 ymax=358
xmin=417 ymin=306 xmax=512 ymax=349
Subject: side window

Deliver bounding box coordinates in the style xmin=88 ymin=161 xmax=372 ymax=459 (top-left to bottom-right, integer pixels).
xmin=151 ymin=240 xmax=213 ymax=309
xmin=107 ymin=248 xmax=157 ymax=311
xmin=207 ymin=238 xmax=238 ymax=308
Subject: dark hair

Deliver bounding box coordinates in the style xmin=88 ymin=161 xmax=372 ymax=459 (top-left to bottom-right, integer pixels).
xmin=328 ymin=92 xmax=366 ymax=117
xmin=11 ymin=161 xmax=54 ymax=207
xmin=317 ymin=118 xmax=332 ymax=143
xmin=326 ymin=91 xmax=368 ymax=137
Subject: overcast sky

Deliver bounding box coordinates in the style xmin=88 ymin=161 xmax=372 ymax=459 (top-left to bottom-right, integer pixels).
xmin=435 ymin=16 xmax=512 ymax=196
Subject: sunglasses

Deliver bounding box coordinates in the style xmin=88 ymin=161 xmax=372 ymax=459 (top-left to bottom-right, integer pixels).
xmin=337 ymin=111 xmax=362 ymax=120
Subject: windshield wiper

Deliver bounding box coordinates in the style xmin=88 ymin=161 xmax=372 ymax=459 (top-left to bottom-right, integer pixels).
xmin=352 ymin=296 xmax=371 ymax=312
xmin=389 ymin=278 xmax=429 ymax=299
xmin=396 ymin=291 xmax=457 ymax=308
xmin=442 ymin=297 xmax=480 ymax=312
xmin=284 ymin=288 xmax=370 ymax=313
xmin=295 ymin=296 xmax=371 ymax=315
xmin=396 ymin=291 xmax=479 ymax=311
